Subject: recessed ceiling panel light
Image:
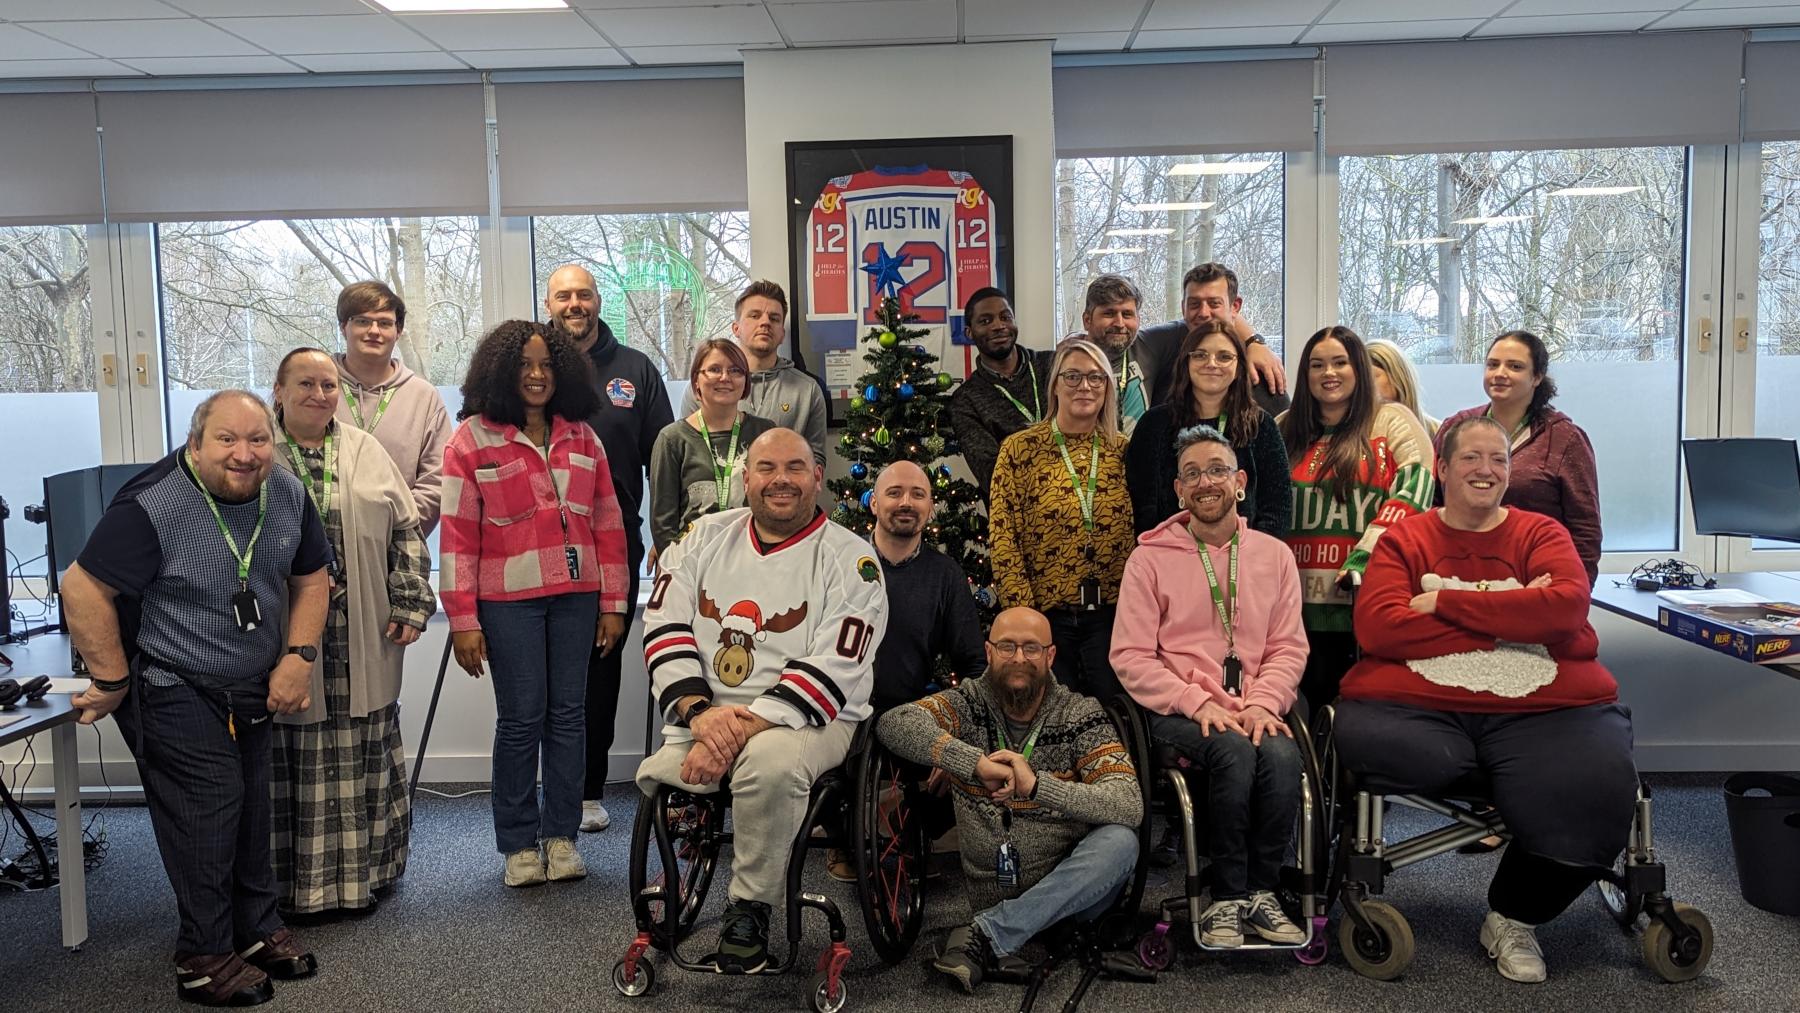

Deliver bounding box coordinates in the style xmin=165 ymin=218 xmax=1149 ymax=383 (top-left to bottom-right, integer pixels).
xmin=1452 ymin=214 xmax=1533 ymax=225
xmin=1126 ymin=201 xmax=1216 ymax=212
xmin=1549 ymin=185 xmax=1644 ymax=197
xmin=1090 ymin=247 xmax=1147 ymax=255
xmin=374 ymin=0 xmax=568 ymax=12
xmin=1393 ymin=236 xmax=1453 ymax=246
xmin=1106 ymin=228 xmax=1174 ymax=237
xmin=1169 ymin=161 xmax=1274 ymax=176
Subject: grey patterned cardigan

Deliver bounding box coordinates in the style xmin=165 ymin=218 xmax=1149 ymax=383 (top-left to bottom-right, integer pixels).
xmin=877 ymin=677 xmax=1142 ymax=912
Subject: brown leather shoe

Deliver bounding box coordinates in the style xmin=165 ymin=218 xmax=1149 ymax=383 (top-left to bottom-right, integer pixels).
xmin=239 ymin=927 xmax=318 ymax=980
xmin=174 ymin=951 xmax=274 ymax=1007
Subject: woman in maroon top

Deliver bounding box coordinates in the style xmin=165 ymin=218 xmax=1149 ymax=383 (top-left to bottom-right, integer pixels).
xmin=1437 ymin=330 xmax=1602 ymax=586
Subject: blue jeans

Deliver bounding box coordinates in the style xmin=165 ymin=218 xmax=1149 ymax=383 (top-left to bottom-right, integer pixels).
xmin=479 ymin=592 xmax=598 ymax=854
xmin=973 ymin=823 xmax=1138 ymax=957
xmin=1149 ymin=714 xmax=1301 ymax=899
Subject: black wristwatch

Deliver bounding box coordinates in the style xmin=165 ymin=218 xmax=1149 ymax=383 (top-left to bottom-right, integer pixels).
xmin=679 ymin=698 xmax=712 ymax=728
xmin=285 ymin=645 xmax=318 ymax=663
xmin=1245 ymin=333 xmax=1266 ymax=347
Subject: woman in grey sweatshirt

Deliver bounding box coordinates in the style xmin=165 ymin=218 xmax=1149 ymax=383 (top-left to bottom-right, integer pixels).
xmin=649 ymin=339 xmax=777 ymax=560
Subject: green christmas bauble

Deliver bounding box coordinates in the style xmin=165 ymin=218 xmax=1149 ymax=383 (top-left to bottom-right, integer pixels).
xmin=873 ymin=426 xmax=892 ymax=446
xmin=878 ymin=331 xmax=898 ymax=348
xmin=840 ymin=432 xmax=857 ymax=449
xmin=850 ymin=395 xmax=865 ymax=410
xmin=924 ymin=434 xmax=946 ymax=457
xmin=937 ymin=371 xmax=953 ymax=387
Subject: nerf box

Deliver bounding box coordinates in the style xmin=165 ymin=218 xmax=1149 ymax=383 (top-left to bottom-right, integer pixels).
xmin=1657 ymin=601 xmax=1800 ymax=666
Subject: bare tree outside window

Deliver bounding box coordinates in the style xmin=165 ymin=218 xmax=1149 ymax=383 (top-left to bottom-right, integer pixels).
xmin=1055 ymin=153 xmax=1284 ymax=351
xmin=1755 ymin=141 xmax=1800 ymax=548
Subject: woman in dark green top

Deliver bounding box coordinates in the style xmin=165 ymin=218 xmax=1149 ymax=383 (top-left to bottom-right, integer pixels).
xmin=1126 ymin=319 xmax=1290 ymax=536
xmin=647 ymin=338 xmax=775 ymax=566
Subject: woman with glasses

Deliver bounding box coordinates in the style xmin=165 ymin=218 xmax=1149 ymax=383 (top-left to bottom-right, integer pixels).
xmin=1126 ymin=318 xmax=1290 ymax=537
xmin=989 ymin=338 xmax=1135 ymax=702
xmin=1278 ymin=325 xmax=1435 ymax=711
xmin=648 ymin=339 xmax=777 ymax=568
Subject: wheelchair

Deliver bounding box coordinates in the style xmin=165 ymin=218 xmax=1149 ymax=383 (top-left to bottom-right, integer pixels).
xmin=611 ymin=723 xmax=929 ymax=1011
xmin=1106 ymin=694 xmax=1332 ymax=969
xmin=1311 ymin=702 xmax=1717 ymax=983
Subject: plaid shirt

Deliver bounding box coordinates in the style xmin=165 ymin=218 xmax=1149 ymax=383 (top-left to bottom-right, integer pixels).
xmin=440 ymin=415 xmax=629 ymax=631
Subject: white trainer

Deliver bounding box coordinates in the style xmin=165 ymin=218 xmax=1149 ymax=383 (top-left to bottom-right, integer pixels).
xmin=504 ymin=847 xmax=547 ymax=888
xmin=1480 ymin=910 xmax=1547 ymax=983
xmin=544 ymin=837 xmax=588 ymax=882
xmin=581 ymin=800 xmax=611 ymax=832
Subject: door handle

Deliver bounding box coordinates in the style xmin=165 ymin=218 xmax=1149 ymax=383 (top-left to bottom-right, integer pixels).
xmin=101 ymin=353 xmax=117 ymax=387
xmin=1734 ymin=316 xmax=1750 ymax=354
xmin=1697 ymin=316 xmax=1714 ymax=354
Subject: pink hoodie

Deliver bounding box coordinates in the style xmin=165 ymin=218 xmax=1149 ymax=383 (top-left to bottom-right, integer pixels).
xmin=1111 ymin=511 xmax=1310 ymax=719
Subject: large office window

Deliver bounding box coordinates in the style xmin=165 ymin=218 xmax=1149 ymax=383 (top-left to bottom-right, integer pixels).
xmin=0 ymin=225 xmax=99 ymax=577
xmin=1339 ymin=147 xmax=1688 ymax=552
xmin=1758 ymin=141 xmax=1800 ymax=445
xmin=1055 ymin=153 xmax=1285 ymax=351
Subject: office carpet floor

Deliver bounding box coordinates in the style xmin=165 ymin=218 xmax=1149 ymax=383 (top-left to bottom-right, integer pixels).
xmin=0 ymin=773 xmax=1795 ymax=1013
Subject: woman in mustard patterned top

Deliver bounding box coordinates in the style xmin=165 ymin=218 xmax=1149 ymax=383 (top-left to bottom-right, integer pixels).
xmin=989 ymin=338 xmax=1135 ymax=702
xmin=1276 ymin=326 xmax=1435 ymax=712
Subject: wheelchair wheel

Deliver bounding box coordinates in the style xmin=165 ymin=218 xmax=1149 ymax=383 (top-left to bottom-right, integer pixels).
xmin=853 ymin=742 xmax=927 ymax=965
xmin=1338 ymin=901 xmax=1415 ymax=981
xmin=612 ymin=957 xmax=655 ymax=997
xmin=629 ymin=794 xmax=720 ymax=950
xmin=1642 ymin=902 xmax=1713 ymax=982
xmin=1596 ymin=854 xmax=1643 ymax=929
xmin=808 ymin=969 xmax=849 ymax=1013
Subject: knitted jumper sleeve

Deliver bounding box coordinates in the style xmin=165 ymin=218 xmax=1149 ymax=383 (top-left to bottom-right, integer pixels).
xmin=1248 ymin=412 xmax=1292 ymax=538
xmin=1343 ymin=403 xmax=1436 ymax=576
xmin=1030 ymin=698 xmax=1144 ymax=829
xmin=877 ymin=686 xmax=987 ymax=784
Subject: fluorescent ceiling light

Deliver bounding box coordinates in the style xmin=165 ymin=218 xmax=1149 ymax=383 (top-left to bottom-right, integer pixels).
xmin=1090 ymin=247 xmax=1147 ymax=255
xmin=373 ymin=0 xmax=568 ymax=11
xmin=1549 ymin=185 xmax=1644 ymax=197
xmin=1393 ymin=236 xmax=1453 ymax=246
xmin=1106 ymin=228 xmax=1174 ymax=237
xmin=1169 ymin=160 xmax=1274 ymax=176
xmin=1126 ymin=201 xmax=1216 ymax=212
xmin=1452 ymin=214 xmax=1532 ymax=226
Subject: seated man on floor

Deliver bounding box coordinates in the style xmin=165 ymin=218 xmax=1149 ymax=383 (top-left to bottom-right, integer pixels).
xmin=878 ymin=607 xmax=1143 ymax=994
xmin=1111 ymin=424 xmax=1310 ymax=949
xmin=1333 ymin=415 xmax=1637 ymax=984
xmin=637 ymin=428 xmax=890 ymax=973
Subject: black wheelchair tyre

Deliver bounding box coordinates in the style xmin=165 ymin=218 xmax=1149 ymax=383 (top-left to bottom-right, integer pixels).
xmin=853 ymin=740 xmax=928 ymax=965
xmin=629 ymin=792 xmax=721 ymax=950
xmin=612 ymin=957 xmax=655 ymax=997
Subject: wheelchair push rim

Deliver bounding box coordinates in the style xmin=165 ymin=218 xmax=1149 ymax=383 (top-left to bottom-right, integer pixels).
xmin=853 ymin=742 xmax=928 ymax=965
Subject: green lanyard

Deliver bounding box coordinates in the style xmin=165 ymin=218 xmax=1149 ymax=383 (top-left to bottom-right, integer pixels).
xmin=1484 ymin=404 xmax=1531 ymax=444
xmin=996 ymin=714 xmax=1044 ymax=762
xmin=185 ymin=449 xmax=268 ymax=590
xmin=283 ymin=430 xmax=336 ymax=519
xmin=344 ymin=384 xmax=396 ymax=434
xmin=1051 ymin=420 xmax=1100 ymax=532
xmin=993 ymin=356 xmax=1041 ymax=424
xmin=700 ymin=414 xmax=742 ymax=510
xmin=1194 ymin=529 xmax=1240 ymax=653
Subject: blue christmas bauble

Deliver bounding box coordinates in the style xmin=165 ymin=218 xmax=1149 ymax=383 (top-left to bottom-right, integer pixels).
xmin=863 ymin=384 xmax=880 ymax=403
xmin=936 ymin=465 xmax=952 ymax=479
xmin=850 ymin=462 xmax=869 ymax=480
xmin=860 ymin=489 xmax=874 ymax=510
xmin=897 ymin=383 xmax=915 ymax=400
xmin=913 ymin=344 xmax=927 ymax=354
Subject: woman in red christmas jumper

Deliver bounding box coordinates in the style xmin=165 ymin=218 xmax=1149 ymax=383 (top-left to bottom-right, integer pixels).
xmin=1331 ymin=415 xmax=1636 ymax=986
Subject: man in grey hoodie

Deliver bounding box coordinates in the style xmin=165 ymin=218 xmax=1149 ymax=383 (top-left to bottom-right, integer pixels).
xmin=332 ymin=281 xmax=453 ymax=534
xmin=680 ymin=280 xmax=829 ymax=465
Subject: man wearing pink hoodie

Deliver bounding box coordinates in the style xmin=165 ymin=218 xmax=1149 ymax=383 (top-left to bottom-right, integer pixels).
xmin=1112 ymin=424 xmax=1310 ymax=950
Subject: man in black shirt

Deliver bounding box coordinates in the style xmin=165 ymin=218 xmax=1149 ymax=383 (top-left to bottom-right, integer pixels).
xmin=947 ymin=287 xmax=1052 ymax=499
xmin=828 ymin=460 xmax=986 ymax=880
xmin=1136 ymin=262 xmax=1289 ymax=415
xmin=544 ymin=263 xmax=675 ymax=833
xmin=64 ymin=390 xmax=332 ymax=1007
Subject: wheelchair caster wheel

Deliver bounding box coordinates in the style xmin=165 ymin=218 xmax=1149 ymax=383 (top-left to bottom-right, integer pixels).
xmin=1596 ymin=855 xmax=1643 ymax=929
xmin=1136 ymin=923 xmax=1173 ymax=971
xmin=1338 ymin=902 xmax=1415 ymax=981
xmin=1295 ymin=919 xmax=1329 ymax=965
xmin=808 ymin=969 xmax=849 ymax=1013
xmin=1643 ymin=902 xmax=1713 ymax=982
xmin=612 ymin=957 xmax=655 ymax=997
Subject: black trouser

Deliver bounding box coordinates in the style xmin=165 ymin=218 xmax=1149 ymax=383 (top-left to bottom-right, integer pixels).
xmin=1048 ymin=604 xmax=1122 ymax=704
xmin=113 ymin=677 xmax=282 ymax=956
xmin=1298 ymin=628 xmax=1358 ymax=718
xmin=584 ymin=554 xmax=641 ymax=802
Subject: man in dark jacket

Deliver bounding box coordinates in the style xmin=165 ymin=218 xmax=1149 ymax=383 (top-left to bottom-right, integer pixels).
xmin=947 ymin=287 xmax=1053 ymax=500
xmin=544 ymin=263 xmax=675 ymax=833
xmin=1136 ymin=262 xmax=1288 ymax=415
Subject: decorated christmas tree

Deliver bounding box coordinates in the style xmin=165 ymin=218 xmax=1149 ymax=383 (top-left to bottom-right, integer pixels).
xmin=827 ymin=286 xmax=993 ymax=609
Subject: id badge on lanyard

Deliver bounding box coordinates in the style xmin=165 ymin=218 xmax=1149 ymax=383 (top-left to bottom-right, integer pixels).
xmin=995 ymin=808 xmax=1021 ymax=887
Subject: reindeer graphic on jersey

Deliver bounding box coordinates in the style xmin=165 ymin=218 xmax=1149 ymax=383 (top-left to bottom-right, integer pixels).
xmin=698 ymin=589 xmax=809 ymax=687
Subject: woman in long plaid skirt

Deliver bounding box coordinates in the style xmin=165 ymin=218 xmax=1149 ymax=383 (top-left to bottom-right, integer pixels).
xmin=270 ymin=347 xmax=437 ymax=914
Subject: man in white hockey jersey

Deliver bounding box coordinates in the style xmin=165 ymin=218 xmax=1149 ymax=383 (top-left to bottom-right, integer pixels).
xmin=637 ymin=427 xmax=888 ymax=973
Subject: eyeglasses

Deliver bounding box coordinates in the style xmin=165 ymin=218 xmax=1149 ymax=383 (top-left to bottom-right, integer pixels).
xmin=1057 ymin=370 xmax=1110 ymax=389
xmin=988 ymin=640 xmax=1047 ymax=659
xmin=697 ymin=366 xmax=747 ymax=380
xmin=1187 ymin=350 xmax=1238 ymax=366
xmin=1178 ymin=464 xmax=1238 ymax=485
xmin=349 ymin=315 xmax=398 ymax=332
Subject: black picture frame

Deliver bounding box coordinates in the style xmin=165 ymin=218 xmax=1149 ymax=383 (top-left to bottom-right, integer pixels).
xmin=784 ymin=135 xmax=1014 ymax=425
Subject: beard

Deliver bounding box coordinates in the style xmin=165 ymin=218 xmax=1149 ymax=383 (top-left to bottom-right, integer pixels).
xmin=1186 ymin=493 xmax=1236 ymax=526
xmin=878 ymin=510 xmax=922 ymax=536
xmin=993 ymin=661 xmax=1047 ymax=713
xmin=553 ymin=312 xmax=594 ymax=340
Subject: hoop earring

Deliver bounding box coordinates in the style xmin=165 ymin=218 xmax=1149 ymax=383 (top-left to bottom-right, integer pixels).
xmin=1235 ymin=488 xmax=1246 ymax=502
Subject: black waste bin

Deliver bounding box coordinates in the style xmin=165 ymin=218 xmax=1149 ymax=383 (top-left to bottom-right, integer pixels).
xmin=1723 ymin=772 xmax=1800 ymax=917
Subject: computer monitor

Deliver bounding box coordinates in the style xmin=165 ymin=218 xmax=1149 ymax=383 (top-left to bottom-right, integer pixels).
xmin=43 ymin=463 xmax=156 ymax=618
xmin=1681 ymin=438 xmax=1800 ymax=544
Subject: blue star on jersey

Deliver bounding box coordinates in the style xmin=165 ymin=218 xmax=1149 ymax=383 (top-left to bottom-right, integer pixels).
xmin=859 ymin=242 xmax=907 ymax=300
